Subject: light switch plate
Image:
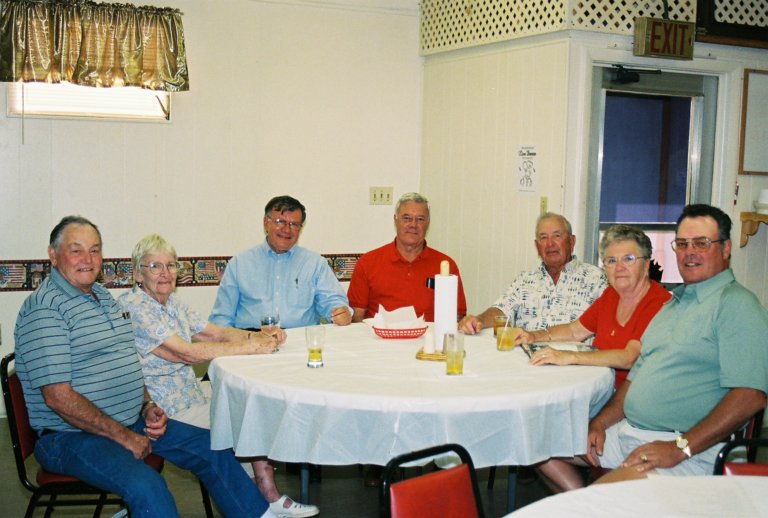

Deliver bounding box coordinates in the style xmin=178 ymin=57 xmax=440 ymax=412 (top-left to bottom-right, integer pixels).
xmin=369 ymin=186 xmax=394 ymax=205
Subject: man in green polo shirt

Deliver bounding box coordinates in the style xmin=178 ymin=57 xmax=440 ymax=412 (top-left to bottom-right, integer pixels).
xmin=588 ymin=204 xmax=768 ymax=482
xmin=537 ymin=204 xmax=768 ymax=492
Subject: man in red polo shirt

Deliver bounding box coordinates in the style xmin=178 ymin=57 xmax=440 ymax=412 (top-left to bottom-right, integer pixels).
xmin=348 ymin=192 xmax=467 ymax=323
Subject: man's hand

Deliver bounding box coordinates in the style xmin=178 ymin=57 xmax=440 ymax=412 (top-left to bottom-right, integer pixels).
xmin=42 ymin=383 xmax=158 ymax=459
xmin=142 ymin=404 xmax=168 ymax=442
xmin=585 ymin=420 xmax=608 ymax=466
xmin=623 ymin=440 xmax=686 ymax=472
xmin=330 ymin=306 xmax=352 ymax=326
xmin=123 ymin=430 xmax=154 ymax=459
xmin=458 ymin=315 xmax=484 ymax=334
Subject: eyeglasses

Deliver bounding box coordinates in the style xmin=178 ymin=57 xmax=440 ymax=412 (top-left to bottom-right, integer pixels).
xmin=140 ymin=262 xmax=180 ymax=275
xmin=602 ymin=254 xmax=648 ymax=268
xmin=397 ymin=215 xmax=429 ymax=225
xmin=268 ymin=217 xmax=303 ymax=230
xmin=671 ymin=237 xmax=724 ymax=251
xmin=536 ymin=233 xmax=567 ymax=243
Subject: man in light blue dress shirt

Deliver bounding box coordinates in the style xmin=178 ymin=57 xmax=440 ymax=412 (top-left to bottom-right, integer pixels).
xmin=210 ymin=195 xmax=352 ymax=329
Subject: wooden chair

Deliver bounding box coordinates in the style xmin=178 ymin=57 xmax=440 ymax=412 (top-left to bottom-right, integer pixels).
xmin=2 ymin=352 xmax=214 ymax=518
xmin=713 ymin=438 xmax=768 ymax=476
xmin=380 ymin=443 xmax=484 ymax=518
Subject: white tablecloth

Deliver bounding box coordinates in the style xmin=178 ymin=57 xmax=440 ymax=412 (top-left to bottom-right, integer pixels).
xmin=509 ymin=476 xmax=768 ymax=517
xmin=209 ymin=323 xmax=613 ymax=468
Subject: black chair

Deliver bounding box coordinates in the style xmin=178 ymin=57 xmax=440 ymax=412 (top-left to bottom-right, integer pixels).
xmin=380 ymin=443 xmax=484 ymax=518
xmin=713 ymin=438 xmax=768 ymax=476
xmin=2 ymin=352 xmax=214 ymax=518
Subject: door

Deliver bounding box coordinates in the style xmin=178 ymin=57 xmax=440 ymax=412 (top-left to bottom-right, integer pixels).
xmin=584 ymin=67 xmax=718 ymax=285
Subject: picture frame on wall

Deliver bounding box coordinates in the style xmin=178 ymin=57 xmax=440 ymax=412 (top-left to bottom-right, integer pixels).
xmin=739 ymin=69 xmax=768 ymax=176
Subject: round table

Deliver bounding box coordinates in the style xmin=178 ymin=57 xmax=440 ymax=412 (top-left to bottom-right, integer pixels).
xmin=209 ymin=322 xmax=613 ymax=469
xmin=509 ymin=475 xmax=768 ymax=517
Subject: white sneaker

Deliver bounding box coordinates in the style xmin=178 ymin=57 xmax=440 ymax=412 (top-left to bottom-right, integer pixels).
xmin=269 ymin=495 xmax=320 ymax=518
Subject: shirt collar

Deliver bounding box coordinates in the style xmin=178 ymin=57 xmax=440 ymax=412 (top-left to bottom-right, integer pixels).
xmin=50 ymin=267 xmax=105 ymax=300
xmin=672 ymin=268 xmax=735 ymax=303
xmin=537 ymin=255 xmax=578 ymax=276
xmin=389 ymin=238 xmax=430 ymax=263
xmin=133 ymin=284 xmax=175 ymax=309
xmin=261 ymin=238 xmax=296 ymax=258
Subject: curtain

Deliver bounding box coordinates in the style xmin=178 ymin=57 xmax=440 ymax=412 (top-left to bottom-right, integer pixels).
xmin=0 ymin=0 xmax=189 ymax=91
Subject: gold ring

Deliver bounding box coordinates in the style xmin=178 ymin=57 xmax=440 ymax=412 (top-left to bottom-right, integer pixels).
xmin=641 ymin=454 xmax=648 ymax=462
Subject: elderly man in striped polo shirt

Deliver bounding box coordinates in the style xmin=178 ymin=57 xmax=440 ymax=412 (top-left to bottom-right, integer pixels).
xmin=14 ymin=215 xmax=278 ymax=518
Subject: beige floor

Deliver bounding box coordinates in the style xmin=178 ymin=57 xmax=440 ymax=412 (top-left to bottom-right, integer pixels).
xmin=0 ymin=419 xmax=550 ymax=517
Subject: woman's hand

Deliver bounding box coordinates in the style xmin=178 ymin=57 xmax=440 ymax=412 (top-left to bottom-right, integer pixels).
xmin=529 ymin=347 xmax=573 ymax=366
xmin=142 ymin=404 xmax=168 ymax=442
xmin=249 ymin=332 xmax=281 ymax=353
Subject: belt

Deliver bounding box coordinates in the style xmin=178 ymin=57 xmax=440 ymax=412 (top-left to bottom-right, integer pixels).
xmin=39 ymin=429 xmax=59 ymax=437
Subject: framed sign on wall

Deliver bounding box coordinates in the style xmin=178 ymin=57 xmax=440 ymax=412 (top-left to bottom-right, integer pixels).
xmin=739 ymin=69 xmax=768 ymax=176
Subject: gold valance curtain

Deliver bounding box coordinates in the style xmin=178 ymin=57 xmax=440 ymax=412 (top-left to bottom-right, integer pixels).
xmin=0 ymin=0 xmax=189 ymax=91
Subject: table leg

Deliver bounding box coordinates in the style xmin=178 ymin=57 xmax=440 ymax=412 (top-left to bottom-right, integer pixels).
xmin=507 ymin=466 xmax=517 ymax=513
xmin=300 ymin=462 xmax=310 ymax=503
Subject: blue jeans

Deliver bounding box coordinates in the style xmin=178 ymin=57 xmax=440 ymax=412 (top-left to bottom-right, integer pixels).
xmin=35 ymin=418 xmax=268 ymax=518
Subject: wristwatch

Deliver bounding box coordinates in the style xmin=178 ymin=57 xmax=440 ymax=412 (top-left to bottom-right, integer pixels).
xmin=675 ymin=435 xmax=692 ymax=458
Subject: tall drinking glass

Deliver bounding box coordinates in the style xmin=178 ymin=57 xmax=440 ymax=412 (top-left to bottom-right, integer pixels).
xmin=445 ymin=332 xmax=464 ymax=375
xmin=306 ymin=326 xmax=325 ymax=368
xmin=261 ymin=313 xmax=280 ymax=337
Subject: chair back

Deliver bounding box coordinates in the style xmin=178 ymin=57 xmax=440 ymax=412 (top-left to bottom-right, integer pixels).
xmin=740 ymin=408 xmax=765 ymax=462
xmin=380 ymin=443 xmax=484 ymax=518
xmin=713 ymin=438 xmax=768 ymax=476
xmin=1 ymin=352 xmax=37 ymax=491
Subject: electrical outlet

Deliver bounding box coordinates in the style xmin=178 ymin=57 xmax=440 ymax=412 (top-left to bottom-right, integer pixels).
xmin=369 ymin=186 xmax=394 ymax=205
xmin=540 ymin=196 xmax=548 ymax=215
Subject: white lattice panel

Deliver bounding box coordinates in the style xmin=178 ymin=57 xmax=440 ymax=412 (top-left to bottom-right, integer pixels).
xmin=570 ymin=0 xmax=695 ymax=33
xmin=421 ymin=0 xmax=696 ymax=55
xmin=421 ymin=0 xmax=568 ymax=55
xmin=715 ymin=0 xmax=768 ymax=27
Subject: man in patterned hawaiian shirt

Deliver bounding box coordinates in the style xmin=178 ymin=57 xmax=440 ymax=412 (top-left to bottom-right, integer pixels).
xmin=460 ymin=212 xmax=607 ymax=335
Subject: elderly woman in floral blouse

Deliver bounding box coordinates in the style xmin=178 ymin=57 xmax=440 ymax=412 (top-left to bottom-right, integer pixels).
xmin=119 ymin=234 xmax=318 ymax=518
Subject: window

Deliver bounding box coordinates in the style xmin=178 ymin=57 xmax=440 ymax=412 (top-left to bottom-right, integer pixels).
xmin=7 ymin=82 xmax=171 ymax=121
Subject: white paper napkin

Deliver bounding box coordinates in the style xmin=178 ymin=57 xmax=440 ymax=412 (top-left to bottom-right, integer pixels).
xmin=372 ymin=305 xmax=425 ymax=328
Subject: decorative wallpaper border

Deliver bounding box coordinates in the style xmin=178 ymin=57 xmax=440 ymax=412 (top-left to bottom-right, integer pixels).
xmin=0 ymin=254 xmax=362 ymax=292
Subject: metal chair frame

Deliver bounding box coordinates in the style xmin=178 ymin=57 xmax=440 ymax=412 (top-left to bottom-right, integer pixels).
xmin=380 ymin=443 xmax=485 ymax=518
xmin=713 ymin=437 xmax=768 ymax=476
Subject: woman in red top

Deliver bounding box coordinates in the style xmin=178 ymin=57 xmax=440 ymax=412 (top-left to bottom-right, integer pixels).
xmin=519 ymin=224 xmax=670 ymax=388
xmin=516 ymin=224 xmax=671 ymax=492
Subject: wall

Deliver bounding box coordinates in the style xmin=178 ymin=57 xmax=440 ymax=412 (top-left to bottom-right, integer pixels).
xmin=421 ymin=30 xmax=768 ymax=314
xmin=0 ymin=0 xmax=422 ymax=414
xmin=421 ymin=34 xmax=572 ymax=313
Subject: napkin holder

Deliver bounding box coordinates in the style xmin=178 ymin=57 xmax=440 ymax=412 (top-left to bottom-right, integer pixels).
xmin=415 ymin=348 xmax=466 ymax=362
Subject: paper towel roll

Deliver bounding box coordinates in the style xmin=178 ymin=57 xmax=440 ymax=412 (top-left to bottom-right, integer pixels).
xmin=434 ymin=274 xmax=458 ymax=352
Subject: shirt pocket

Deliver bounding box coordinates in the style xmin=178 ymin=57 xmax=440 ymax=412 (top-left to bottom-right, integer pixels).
xmin=286 ymin=279 xmax=314 ymax=311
